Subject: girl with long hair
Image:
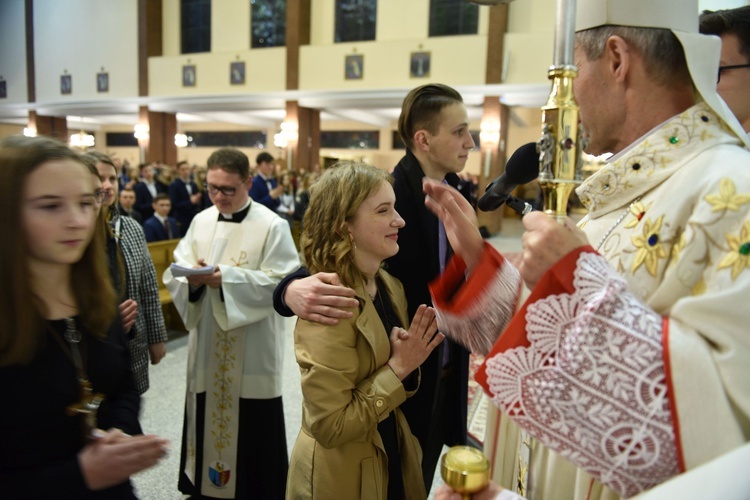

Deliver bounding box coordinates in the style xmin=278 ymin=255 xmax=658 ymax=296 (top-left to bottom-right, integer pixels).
xmin=0 ymin=135 xmax=168 ymax=498
xmin=287 ymin=162 xmax=444 ymax=499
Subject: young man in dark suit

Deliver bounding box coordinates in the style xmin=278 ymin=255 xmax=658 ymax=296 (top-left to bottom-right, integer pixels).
xmin=118 ymin=187 xmax=143 ymax=225
xmin=168 ymin=161 xmax=201 ymax=236
xmin=134 ymin=162 xmax=166 ymax=221
xmin=144 ymin=194 xmax=180 ymax=242
xmin=248 ymin=152 xmax=283 ymax=211
xmin=273 ymin=84 xmax=476 ymax=490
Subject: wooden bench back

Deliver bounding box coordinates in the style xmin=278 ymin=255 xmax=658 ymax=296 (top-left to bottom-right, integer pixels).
xmin=147 ymin=238 xmax=181 ymax=305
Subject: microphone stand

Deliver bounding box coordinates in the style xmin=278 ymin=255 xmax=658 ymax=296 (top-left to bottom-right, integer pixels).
xmin=537 ymin=0 xmax=585 ymax=223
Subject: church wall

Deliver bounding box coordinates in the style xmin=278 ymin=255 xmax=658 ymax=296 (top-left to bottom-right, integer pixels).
xmin=33 ymin=0 xmax=139 ymax=103
xmin=0 ymin=0 xmax=27 ymax=106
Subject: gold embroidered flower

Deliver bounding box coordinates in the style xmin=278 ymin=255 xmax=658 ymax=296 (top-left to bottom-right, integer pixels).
xmin=669 ymin=231 xmax=686 ymax=268
xmin=705 ymin=178 xmax=750 ymax=212
xmin=717 ymin=221 xmax=750 ymax=280
xmin=691 ymin=279 xmax=706 ymax=296
xmin=625 ymin=201 xmax=651 ymax=229
xmin=631 ymin=215 xmax=667 ymax=276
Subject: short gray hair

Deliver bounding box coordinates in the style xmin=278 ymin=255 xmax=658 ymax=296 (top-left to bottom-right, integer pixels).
xmin=576 ymin=26 xmax=691 ymax=88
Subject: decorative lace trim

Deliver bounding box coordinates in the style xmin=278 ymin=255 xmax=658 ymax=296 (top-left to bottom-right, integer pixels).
xmin=434 ymin=261 xmax=521 ymax=356
xmin=484 ymin=252 xmax=679 ymax=497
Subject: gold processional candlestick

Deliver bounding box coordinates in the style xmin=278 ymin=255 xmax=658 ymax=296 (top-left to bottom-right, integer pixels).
xmin=537 ymin=0 xmax=585 ymax=223
xmin=441 ymin=446 xmax=491 ymax=499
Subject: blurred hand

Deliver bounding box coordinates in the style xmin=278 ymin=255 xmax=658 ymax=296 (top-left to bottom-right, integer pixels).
xmin=435 ymin=481 xmax=506 ymax=500
xmin=387 ymin=304 xmax=444 ymax=380
xmin=518 ymin=212 xmax=589 ymax=289
xmin=423 ymin=178 xmax=484 ymax=271
xmin=271 ymin=185 xmax=284 ymax=199
xmin=285 ymin=272 xmax=358 ymax=325
xmin=148 ymin=342 xmax=167 ymax=365
xmin=119 ymin=299 xmax=138 ymax=335
xmin=79 ymin=429 xmax=169 ymax=491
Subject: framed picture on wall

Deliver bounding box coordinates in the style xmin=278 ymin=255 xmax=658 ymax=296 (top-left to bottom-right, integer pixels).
xmin=0 ymin=80 xmax=6 ymax=99
xmin=410 ymin=51 xmax=431 ymax=78
xmin=345 ymin=54 xmax=364 ymax=80
xmin=60 ymin=74 xmax=72 ymax=95
xmin=96 ymin=72 xmax=109 ymax=93
xmin=230 ymin=61 xmax=245 ymax=85
xmin=182 ymin=64 xmax=197 ymax=87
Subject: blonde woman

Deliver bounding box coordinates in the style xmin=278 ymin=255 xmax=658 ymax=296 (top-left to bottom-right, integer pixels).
xmin=287 ymin=162 xmax=444 ymax=500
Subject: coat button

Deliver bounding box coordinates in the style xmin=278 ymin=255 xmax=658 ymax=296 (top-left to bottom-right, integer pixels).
xmin=376 ymin=399 xmax=384 ymax=408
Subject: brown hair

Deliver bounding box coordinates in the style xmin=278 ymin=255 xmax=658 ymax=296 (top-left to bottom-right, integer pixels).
xmin=397 ymin=83 xmax=464 ymax=150
xmin=81 ymin=150 xmax=118 ymax=173
xmin=300 ymin=161 xmax=392 ymax=289
xmin=207 ymin=148 xmax=250 ymax=180
xmin=0 ymin=136 xmax=116 ymax=366
xmin=576 ymin=26 xmax=691 ymax=88
xmin=700 ymin=6 xmax=750 ymax=60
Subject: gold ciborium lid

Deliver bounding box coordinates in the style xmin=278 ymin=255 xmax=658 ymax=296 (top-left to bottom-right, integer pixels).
xmin=440 ymin=446 xmax=490 ymax=499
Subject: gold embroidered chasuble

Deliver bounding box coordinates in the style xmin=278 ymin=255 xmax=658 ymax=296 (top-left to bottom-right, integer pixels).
xmin=434 ymin=103 xmax=750 ymax=499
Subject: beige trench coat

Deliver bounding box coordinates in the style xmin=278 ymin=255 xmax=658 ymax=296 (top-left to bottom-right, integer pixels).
xmin=286 ymin=269 xmax=426 ymax=500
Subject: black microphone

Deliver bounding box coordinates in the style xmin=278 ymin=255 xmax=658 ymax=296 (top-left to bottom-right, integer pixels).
xmin=477 ymin=142 xmax=539 ymax=212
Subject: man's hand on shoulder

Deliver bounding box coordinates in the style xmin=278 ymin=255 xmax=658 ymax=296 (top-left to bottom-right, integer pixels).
xmin=285 ymin=272 xmax=358 ymax=325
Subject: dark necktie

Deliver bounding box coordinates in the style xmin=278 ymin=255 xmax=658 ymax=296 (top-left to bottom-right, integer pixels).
xmin=164 ymin=219 xmax=172 ymax=239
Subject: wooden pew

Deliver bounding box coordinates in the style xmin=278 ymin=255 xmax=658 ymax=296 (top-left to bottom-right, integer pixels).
xmin=147 ymin=238 xmax=184 ymax=331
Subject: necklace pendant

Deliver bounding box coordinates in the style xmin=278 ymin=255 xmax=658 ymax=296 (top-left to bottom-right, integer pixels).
xmin=66 ymin=378 xmax=104 ymax=440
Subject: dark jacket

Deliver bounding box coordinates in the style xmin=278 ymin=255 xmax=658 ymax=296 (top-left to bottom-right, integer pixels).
xmin=0 ymin=318 xmax=140 ymax=498
xmin=143 ymin=215 xmax=180 ymax=243
xmin=118 ymin=204 xmax=143 ymax=225
xmin=168 ymin=179 xmax=199 ymax=236
xmin=386 ymin=149 xmax=470 ymax=483
xmin=249 ymin=174 xmax=280 ymax=211
xmin=133 ymin=181 xmax=166 ymax=221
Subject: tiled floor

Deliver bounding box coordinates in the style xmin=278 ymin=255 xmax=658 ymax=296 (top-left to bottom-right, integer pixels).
xmin=131 ymin=217 xmax=525 ymax=499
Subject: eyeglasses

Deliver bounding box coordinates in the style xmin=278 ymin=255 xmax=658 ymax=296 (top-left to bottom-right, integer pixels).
xmin=204 ymin=182 xmax=245 ymax=197
xmin=93 ymin=189 xmax=107 ymax=204
xmin=717 ymin=64 xmax=750 ymax=83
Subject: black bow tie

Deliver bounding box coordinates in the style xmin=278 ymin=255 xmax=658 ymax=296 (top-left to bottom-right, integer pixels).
xmin=217 ymin=204 xmax=251 ymax=223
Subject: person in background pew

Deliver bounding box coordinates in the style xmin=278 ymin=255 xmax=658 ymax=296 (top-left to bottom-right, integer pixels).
xmin=118 ymin=187 xmax=143 ymax=225
xmin=144 ymin=193 xmax=179 ymax=243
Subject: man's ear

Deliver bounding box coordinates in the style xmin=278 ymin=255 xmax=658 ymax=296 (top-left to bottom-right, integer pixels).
xmin=604 ymin=35 xmax=630 ymax=83
xmin=413 ymin=130 xmax=431 ymax=152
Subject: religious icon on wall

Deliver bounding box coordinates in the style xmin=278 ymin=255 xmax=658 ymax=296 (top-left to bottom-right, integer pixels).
xmin=0 ymin=80 xmax=6 ymax=99
xmin=60 ymin=74 xmax=72 ymax=95
xmin=230 ymin=61 xmax=245 ymax=85
xmin=410 ymin=51 xmax=431 ymax=78
xmin=345 ymin=54 xmax=364 ymax=80
xmin=182 ymin=64 xmax=197 ymax=87
xmin=96 ymin=72 xmax=109 ymax=93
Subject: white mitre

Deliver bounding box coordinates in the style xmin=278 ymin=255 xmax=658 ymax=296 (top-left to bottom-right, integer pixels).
xmin=576 ymin=0 xmax=750 ymax=148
